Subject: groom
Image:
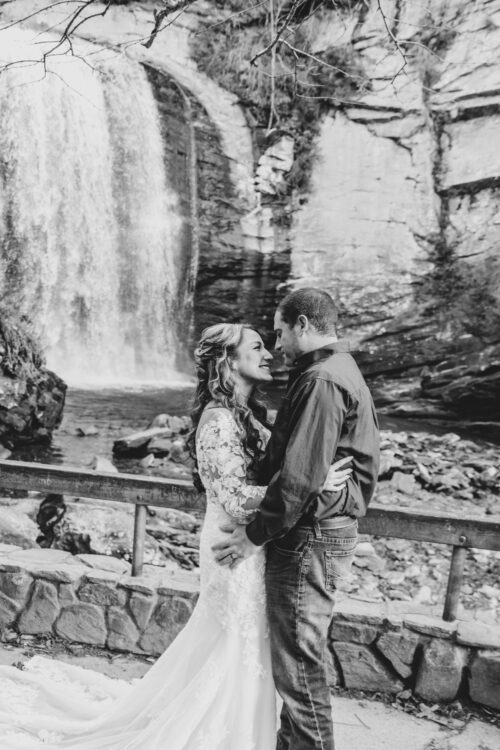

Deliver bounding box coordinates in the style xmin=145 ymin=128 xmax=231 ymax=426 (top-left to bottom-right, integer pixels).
xmin=214 ymin=287 xmax=380 ymax=750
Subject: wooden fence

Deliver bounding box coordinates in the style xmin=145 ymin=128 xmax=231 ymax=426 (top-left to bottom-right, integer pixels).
xmin=1 ymin=459 xmax=499 ymax=622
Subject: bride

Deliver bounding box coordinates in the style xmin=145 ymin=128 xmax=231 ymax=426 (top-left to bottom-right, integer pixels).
xmin=0 ymin=323 xmax=351 ymax=749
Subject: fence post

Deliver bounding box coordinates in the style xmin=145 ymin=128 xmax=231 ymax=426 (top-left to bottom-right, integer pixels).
xmin=443 ymin=541 xmax=467 ymax=621
xmin=132 ymin=504 xmax=147 ymax=577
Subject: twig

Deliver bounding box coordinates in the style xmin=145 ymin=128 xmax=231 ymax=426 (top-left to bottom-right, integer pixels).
xmin=281 ymin=39 xmax=366 ymax=84
xmin=376 ymin=0 xmax=408 ymax=82
xmin=249 ymin=0 xmax=303 ymax=66
xmin=142 ymin=0 xmax=198 ymax=49
xmin=266 ymin=0 xmax=279 ymax=133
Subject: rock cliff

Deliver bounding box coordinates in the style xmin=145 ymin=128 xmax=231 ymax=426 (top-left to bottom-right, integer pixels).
xmin=0 ymin=311 xmax=66 ymax=448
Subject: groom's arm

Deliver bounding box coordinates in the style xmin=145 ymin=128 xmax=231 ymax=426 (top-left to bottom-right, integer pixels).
xmin=246 ymin=376 xmax=348 ymax=546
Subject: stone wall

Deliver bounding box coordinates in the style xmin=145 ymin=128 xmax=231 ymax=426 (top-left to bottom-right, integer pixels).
xmin=0 ymin=544 xmax=498 ymax=711
xmin=0 ymin=546 xmax=198 ymax=657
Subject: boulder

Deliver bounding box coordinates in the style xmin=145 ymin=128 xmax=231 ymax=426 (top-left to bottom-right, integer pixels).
xmin=107 ymin=607 xmax=139 ymax=652
xmin=469 ymin=650 xmax=500 ymax=710
xmin=138 ymin=595 xmax=193 ymax=655
xmin=414 ymin=640 xmax=469 ymax=702
xmin=0 ymin=311 xmax=66 ymax=446
xmin=128 ymin=591 xmax=156 ymax=631
xmin=333 ymin=642 xmax=403 ymax=693
xmin=0 ymin=591 xmax=20 ymax=629
xmin=55 ymin=603 xmax=107 ymax=646
xmin=376 ymin=631 xmax=420 ymax=679
xmin=330 ymin=621 xmax=378 ymax=645
xmin=457 ymin=621 xmax=500 ymax=649
xmin=0 ymin=568 xmax=33 ymax=604
xmin=52 ymin=500 xmax=163 ymax=565
xmin=90 ymin=456 xmax=117 ymax=473
xmin=0 ymin=507 xmax=39 ymax=548
xmin=78 ymin=572 xmax=127 ymax=607
xmin=18 ymin=580 xmax=59 ymax=634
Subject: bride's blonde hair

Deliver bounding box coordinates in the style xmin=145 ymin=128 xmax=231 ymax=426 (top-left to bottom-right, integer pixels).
xmin=187 ymin=323 xmax=270 ymax=492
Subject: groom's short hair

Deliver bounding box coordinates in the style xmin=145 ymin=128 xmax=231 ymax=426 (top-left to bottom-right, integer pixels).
xmin=278 ymin=288 xmax=338 ymax=334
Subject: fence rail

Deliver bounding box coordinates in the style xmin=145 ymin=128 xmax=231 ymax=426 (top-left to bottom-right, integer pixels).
xmin=1 ymin=459 xmax=499 ymax=621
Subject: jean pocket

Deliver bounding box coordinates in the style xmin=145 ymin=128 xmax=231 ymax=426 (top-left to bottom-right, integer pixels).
xmin=324 ymin=546 xmax=355 ymax=591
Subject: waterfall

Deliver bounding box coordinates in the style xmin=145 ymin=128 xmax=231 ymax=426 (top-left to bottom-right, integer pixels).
xmin=0 ymin=30 xmax=184 ymax=385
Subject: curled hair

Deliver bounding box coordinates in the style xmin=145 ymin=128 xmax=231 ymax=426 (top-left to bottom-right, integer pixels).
xmin=186 ymin=323 xmax=270 ymax=492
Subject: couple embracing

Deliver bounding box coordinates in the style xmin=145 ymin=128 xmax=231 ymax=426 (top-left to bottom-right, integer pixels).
xmin=0 ymin=288 xmax=379 ymax=750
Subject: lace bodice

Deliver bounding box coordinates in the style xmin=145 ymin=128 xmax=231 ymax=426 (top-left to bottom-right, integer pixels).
xmin=196 ymin=407 xmax=269 ymax=522
xmin=194 ymin=407 xmax=272 ymax=678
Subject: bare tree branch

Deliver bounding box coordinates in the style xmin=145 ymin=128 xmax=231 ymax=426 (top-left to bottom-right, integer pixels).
xmin=376 ymin=0 xmax=408 ymax=82
xmin=142 ymin=0 xmax=198 ymax=49
xmin=249 ymin=0 xmax=304 ymax=66
xmin=0 ymin=1 xmax=87 ymax=32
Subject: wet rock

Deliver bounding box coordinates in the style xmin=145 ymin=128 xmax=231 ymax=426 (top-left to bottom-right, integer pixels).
xmin=0 ymin=337 xmax=66 ymax=447
xmin=415 ymin=640 xmax=469 ymax=702
xmin=76 ymin=425 xmax=99 ymax=436
xmin=113 ymin=427 xmax=175 ymax=457
xmin=114 ymin=415 xmax=191 ymax=457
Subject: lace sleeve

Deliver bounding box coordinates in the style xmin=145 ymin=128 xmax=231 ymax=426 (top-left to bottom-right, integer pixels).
xmin=196 ymin=409 xmax=266 ymax=522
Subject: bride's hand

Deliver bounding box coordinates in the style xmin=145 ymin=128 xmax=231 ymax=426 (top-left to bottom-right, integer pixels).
xmin=323 ymin=456 xmax=353 ymax=492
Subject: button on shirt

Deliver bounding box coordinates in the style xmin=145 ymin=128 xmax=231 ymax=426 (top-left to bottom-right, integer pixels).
xmin=246 ymin=342 xmax=380 ymax=547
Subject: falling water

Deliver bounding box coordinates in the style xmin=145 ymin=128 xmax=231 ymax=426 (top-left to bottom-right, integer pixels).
xmin=0 ymin=30 xmax=184 ymax=385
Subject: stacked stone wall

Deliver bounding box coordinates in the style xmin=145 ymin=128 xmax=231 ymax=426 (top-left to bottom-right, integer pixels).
xmin=0 ymin=544 xmax=498 ymax=711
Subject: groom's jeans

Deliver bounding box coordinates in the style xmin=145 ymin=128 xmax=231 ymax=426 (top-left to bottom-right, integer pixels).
xmin=266 ymin=520 xmax=357 ymax=750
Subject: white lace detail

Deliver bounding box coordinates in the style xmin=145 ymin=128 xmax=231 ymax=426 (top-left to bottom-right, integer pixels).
xmin=197 ymin=408 xmax=267 ymax=522
xmin=196 ymin=407 xmax=271 ymax=677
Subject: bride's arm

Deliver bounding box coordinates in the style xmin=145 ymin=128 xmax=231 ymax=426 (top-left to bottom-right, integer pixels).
xmin=196 ymin=409 xmax=267 ymax=522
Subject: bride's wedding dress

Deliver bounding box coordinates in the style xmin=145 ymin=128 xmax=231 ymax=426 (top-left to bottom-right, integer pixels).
xmin=0 ymin=407 xmax=277 ymax=749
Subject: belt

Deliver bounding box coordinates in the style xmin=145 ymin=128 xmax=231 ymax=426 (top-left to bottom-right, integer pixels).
xmin=299 ymin=515 xmax=355 ymax=531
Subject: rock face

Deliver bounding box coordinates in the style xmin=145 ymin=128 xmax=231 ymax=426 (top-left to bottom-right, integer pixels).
xmin=1 ymin=1 xmax=499 ymax=423
xmin=0 ymin=314 xmax=66 ymax=448
xmin=291 ymin=2 xmax=500 ymax=374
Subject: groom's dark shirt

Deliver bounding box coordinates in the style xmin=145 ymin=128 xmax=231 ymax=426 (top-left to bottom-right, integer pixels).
xmin=246 ymin=342 xmax=380 ymax=546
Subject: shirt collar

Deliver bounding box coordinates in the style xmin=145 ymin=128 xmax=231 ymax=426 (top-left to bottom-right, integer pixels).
xmin=291 ymin=341 xmax=351 ymax=373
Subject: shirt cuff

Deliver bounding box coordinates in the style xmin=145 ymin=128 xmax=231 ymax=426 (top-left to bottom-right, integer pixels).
xmin=245 ymin=519 xmax=267 ymax=546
